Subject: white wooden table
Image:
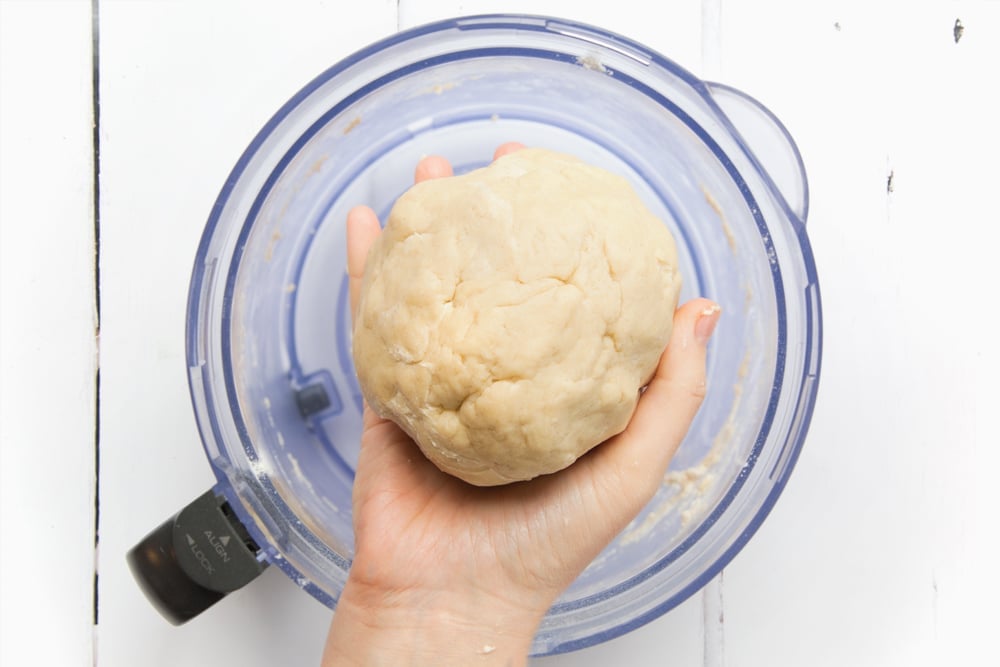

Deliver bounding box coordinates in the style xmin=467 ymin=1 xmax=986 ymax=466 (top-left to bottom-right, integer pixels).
xmin=2 ymin=1 xmax=998 ymax=665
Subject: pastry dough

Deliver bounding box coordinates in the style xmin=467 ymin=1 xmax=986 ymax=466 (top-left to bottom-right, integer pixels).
xmin=353 ymin=148 xmax=681 ymax=485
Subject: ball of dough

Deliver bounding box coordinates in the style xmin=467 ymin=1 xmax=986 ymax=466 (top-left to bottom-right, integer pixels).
xmin=352 ymin=148 xmax=681 ymax=486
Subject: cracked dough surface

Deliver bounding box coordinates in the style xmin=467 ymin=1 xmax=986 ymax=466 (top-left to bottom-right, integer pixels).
xmin=353 ymin=148 xmax=681 ymax=485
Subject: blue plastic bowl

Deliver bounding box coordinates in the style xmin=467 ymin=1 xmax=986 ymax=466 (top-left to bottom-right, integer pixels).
xmin=185 ymin=15 xmax=821 ymax=655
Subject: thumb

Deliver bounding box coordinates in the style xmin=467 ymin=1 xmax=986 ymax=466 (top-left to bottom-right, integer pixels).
xmin=592 ymin=298 xmax=721 ymax=509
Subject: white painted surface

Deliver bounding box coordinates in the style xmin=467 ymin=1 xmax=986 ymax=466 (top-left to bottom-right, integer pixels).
xmin=719 ymin=4 xmax=1000 ymax=666
xmin=0 ymin=2 xmax=97 ymax=666
xmin=95 ymin=3 xmax=396 ymax=666
xmin=1 ymin=1 xmax=997 ymax=665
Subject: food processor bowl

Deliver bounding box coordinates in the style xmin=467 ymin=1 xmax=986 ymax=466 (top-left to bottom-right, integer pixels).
xmin=128 ymin=15 xmax=821 ymax=655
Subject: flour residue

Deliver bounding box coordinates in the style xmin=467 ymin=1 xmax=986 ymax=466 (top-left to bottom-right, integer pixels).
xmin=702 ymin=184 xmax=737 ymax=254
xmin=307 ymin=154 xmax=328 ymax=174
xmin=431 ymin=82 xmax=456 ymax=95
xmin=264 ymin=228 xmax=282 ymax=262
xmin=576 ymin=53 xmax=609 ymax=74
xmin=342 ymin=116 xmax=362 ymax=135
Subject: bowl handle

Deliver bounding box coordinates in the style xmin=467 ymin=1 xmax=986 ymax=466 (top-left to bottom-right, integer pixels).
xmin=127 ymin=488 xmax=268 ymax=625
xmin=706 ymin=82 xmax=809 ymax=223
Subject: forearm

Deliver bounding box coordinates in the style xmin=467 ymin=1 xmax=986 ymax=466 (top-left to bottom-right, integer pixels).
xmin=322 ymin=578 xmax=545 ymax=666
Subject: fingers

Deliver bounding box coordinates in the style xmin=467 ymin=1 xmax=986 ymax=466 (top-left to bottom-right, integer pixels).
xmin=493 ymin=142 xmax=526 ymax=160
xmin=416 ymin=144 xmax=522 ymax=186
xmin=347 ymin=205 xmax=382 ymax=319
xmin=596 ymin=298 xmax=721 ymax=500
xmin=627 ymin=298 xmax=720 ymax=447
xmin=414 ymin=155 xmax=453 ymax=183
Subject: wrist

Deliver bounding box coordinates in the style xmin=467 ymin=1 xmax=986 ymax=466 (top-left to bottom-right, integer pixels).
xmin=323 ymin=574 xmax=547 ymax=666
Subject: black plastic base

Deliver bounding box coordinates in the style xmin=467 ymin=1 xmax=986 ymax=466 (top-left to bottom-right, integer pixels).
xmin=127 ymin=490 xmax=268 ymax=625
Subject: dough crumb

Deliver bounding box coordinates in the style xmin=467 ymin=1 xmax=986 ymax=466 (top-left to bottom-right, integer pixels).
xmin=701 ymin=304 xmax=722 ymax=317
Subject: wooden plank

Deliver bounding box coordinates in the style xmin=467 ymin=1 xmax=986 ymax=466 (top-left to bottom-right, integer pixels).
xmin=0 ymin=2 xmax=97 ymax=666
xmin=719 ymin=2 xmax=1000 ymax=665
xmin=96 ymin=2 xmax=396 ymax=665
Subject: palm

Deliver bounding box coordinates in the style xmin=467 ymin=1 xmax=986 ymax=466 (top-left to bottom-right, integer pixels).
xmin=350 ymin=407 xmax=619 ymax=607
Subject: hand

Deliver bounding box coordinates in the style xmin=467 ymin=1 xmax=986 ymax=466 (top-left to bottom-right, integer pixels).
xmin=322 ymin=143 xmax=720 ymax=666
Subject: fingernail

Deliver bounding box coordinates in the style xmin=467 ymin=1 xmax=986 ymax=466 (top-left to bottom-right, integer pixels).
xmin=695 ymin=303 xmax=721 ymax=345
